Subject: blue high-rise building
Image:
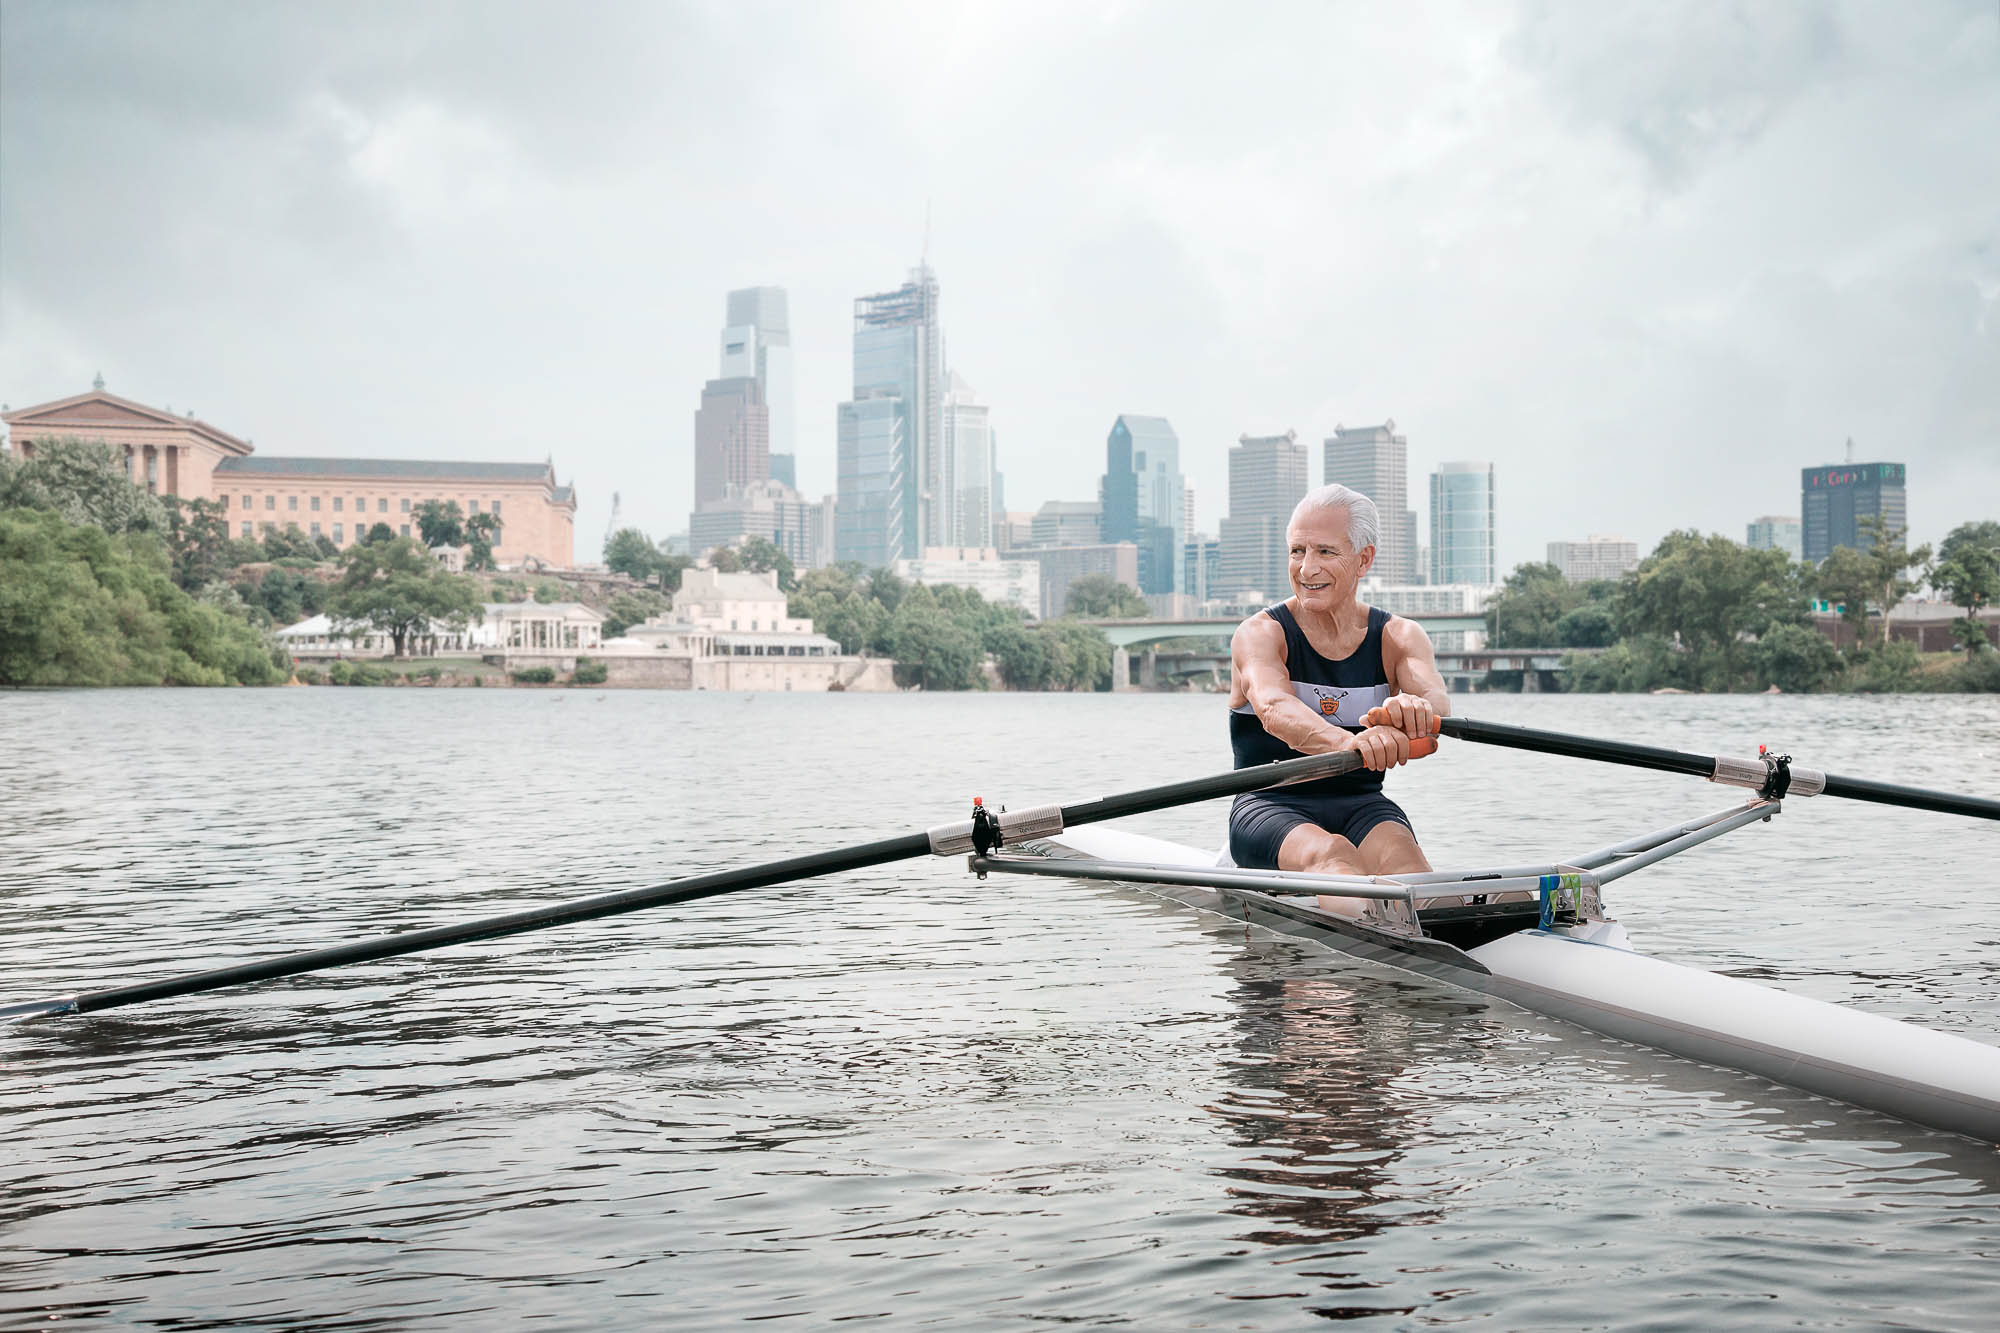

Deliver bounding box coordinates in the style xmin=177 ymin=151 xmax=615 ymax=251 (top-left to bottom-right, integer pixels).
xmin=836 ymin=398 xmax=905 ymax=571
xmin=1429 ymin=461 xmax=1496 ymax=585
xmin=1102 ymin=415 xmax=1185 ymax=595
xmin=837 ymin=267 xmax=941 ymax=566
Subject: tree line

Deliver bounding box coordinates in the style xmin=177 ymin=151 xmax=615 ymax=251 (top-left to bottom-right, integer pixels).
xmin=1482 ymin=520 xmax=2000 ymax=693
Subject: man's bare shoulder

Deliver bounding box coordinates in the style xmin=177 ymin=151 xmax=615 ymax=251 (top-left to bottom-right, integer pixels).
xmin=1380 ymin=612 xmax=1437 ymax=655
xmin=1232 ymin=609 xmax=1284 ymax=654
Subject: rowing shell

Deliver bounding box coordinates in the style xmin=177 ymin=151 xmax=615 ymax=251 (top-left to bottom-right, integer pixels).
xmin=1004 ymin=811 xmax=2000 ymax=1144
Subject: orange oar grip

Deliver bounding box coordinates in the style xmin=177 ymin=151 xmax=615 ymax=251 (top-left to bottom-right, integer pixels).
xmin=1410 ymin=737 xmax=1438 ymax=760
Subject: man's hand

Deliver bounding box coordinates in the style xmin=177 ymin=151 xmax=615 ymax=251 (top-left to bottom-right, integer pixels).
xmin=1350 ymin=724 xmax=1413 ymax=771
xmin=1363 ymin=693 xmax=1439 ymax=741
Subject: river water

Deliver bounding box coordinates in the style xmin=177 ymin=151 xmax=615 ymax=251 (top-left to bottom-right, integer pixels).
xmin=2 ymin=688 xmax=1997 ymax=1329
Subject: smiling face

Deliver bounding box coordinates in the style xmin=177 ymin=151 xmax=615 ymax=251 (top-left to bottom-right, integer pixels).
xmin=1287 ymin=505 xmax=1376 ymax=614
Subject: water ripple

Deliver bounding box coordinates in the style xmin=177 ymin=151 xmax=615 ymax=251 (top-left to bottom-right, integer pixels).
xmin=2 ymin=689 xmax=1997 ymax=1328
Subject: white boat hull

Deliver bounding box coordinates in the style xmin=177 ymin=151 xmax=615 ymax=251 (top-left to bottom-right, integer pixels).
xmin=1041 ymin=825 xmax=2000 ymax=1142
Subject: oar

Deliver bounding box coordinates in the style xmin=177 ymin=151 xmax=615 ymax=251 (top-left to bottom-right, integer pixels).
xmin=0 ymin=740 xmax=1432 ymax=1023
xmin=1429 ymin=715 xmax=2000 ymax=821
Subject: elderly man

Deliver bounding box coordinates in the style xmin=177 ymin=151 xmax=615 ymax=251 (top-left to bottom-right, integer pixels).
xmin=1227 ymin=483 xmax=1450 ymax=913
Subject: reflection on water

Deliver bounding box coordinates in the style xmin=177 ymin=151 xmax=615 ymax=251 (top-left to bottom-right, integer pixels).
xmin=2 ymin=689 xmax=1998 ymax=1328
xmin=1212 ymin=975 xmax=1440 ymax=1254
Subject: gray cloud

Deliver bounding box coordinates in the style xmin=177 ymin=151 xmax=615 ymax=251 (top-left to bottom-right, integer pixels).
xmin=3 ymin=0 xmax=1994 ymax=568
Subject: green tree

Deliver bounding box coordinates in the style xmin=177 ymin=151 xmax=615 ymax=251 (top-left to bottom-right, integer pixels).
xmin=464 ymin=511 xmax=502 ymax=571
xmin=602 ymin=588 xmax=670 ymax=638
xmin=604 ymin=527 xmax=688 ymax=591
xmin=0 ymin=436 xmax=166 ymax=534
xmin=163 ymin=495 xmax=233 ymax=591
xmin=1856 ymin=519 xmax=1931 ymax=651
xmin=260 ymin=523 xmax=319 ymax=561
xmin=604 ymin=527 xmax=658 ymax=579
xmin=364 ymin=521 xmax=396 ymax=545
xmin=735 ymin=536 xmax=797 ymax=591
xmin=1496 ymin=556 xmax=1584 ymax=644
xmin=1064 ymin=573 xmax=1149 ymax=618
xmin=1560 ymin=635 xmax=1678 ymax=693
xmin=1037 ymin=619 xmax=1115 ymax=690
xmin=864 ymin=568 xmax=907 ymax=614
xmin=0 ymin=508 xmax=284 ymax=685
xmin=329 ymin=537 xmax=483 ymax=657
xmin=1551 ymin=601 xmax=1618 ymax=648
xmin=1622 ymin=531 xmax=1807 ymax=689
xmin=1814 ymin=544 xmax=1875 ymax=651
xmin=1933 ymin=521 xmax=2000 ymax=653
xmin=1751 ymin=622 xmax=1844 ymax=693
xmin=708 ymin=545 xmax=743 ymax=573
xmin=986 ymin=622 xmax=1053 ymax=689
xmin=810 ymin=591 xmax=887 ymax=655
xmin=416 ymin=499 xmax=466 ymax=550
xmin=885 ymin=586 xmax=982 ymax=690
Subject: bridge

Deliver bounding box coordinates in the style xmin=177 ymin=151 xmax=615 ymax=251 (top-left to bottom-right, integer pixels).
xmin=1080 ymin=615 xmax=1588 ymax=692
xmin=1083 ymin=613 xmax=1488 ymax=651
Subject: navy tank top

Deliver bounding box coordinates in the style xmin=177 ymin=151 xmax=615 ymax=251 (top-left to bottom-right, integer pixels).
xmin=1229 ymin=603 xmax=1395 ymax=795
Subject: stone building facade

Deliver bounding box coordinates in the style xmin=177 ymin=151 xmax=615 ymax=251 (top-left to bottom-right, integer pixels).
xmin=3 ymin=384 xmax=577 ymax=568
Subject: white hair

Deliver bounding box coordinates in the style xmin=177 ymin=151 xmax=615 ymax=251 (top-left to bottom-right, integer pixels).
xmin=1291 ymin=483 xmax=1380 ymax=553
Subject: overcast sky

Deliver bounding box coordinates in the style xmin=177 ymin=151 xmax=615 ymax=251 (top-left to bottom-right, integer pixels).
xmin=3 ymin=0 xmax=1994 ymax=569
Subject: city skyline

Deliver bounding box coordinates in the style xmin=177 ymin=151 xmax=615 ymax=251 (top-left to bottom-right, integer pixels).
xmin=3 ymin=3 xmax=1994 ymax=572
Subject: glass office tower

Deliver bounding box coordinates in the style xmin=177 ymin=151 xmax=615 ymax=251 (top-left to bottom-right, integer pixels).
xmin=835 ymin=398 xmax=906 ymax=570
xmin=1429 ymin=460 xmax=1497 ymax=585
xmin=1102 ymin=415 xmax=1185 ymax=595
xmin=838 ymin=268 xmax=941 ymax=563
xmin=720 ymin=286 xmax=793 ymax=464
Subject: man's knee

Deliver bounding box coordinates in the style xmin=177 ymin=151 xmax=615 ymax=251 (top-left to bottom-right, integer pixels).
xmin=1279 ymin=826 xmax=1364 ymax=877
xmin=1358 ymin=821 xmax=1430 ymax=874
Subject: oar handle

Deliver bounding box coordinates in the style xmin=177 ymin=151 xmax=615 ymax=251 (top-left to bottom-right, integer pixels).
xmin=1433 ymin=716 xmax=2000 ymax=822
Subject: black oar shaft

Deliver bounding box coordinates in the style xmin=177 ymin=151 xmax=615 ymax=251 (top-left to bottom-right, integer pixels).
xmin=1438 ymin=717 xmax=2000 ymax=821
xmin=1440 ymin=717 xmax=1715 ymax=779
xmin=4 ymin=748 xmax=1368 ymax=1021
xmin=1816 ymin=772 xmax=2000 ymax=821
xmin=22 ymin=832 xmax=935 ymax=1020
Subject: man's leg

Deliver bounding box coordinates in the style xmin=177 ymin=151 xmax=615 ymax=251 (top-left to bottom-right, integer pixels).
xmin=1353 ymin=820 xmax=1431 ymax=876
xmin=1275 ymin=823 xmax=1372 ymax=918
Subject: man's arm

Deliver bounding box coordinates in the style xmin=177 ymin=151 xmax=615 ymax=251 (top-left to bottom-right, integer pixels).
xmin=1232 ymin=615 xmax=1412 ymax=770
xmin=1365 ymin=617 xmax=1451 ymax=738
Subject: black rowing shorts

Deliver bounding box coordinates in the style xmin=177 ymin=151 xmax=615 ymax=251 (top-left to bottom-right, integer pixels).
xmin=1228 ymin=790 xmax=1414 ymax=870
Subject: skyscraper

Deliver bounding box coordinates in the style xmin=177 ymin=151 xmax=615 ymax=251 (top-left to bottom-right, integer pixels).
xmin=1101 ymin=415 xmax=1186 ymax=595
xmin=1429 ymin=461 xmax=1496 ymax=585
xmin=944 ymin=373 xmax=996 ymax=550
xmin=1325 ymin=421 xmax=1417 ymax=584
xmin=835 ymin=397 xmax=904 ymax=569
xmin=692 ymin=376 xmax=768 ymax=510
xmin=837 ymin=267 xmax=942 ymax=564
xmin=1801 ymin=461 xmax=1906 ymax=562
xmin=1219 ymin=431 xmax=1309 ymax=600
xmin=1746 ymin=515 xmax=1802 ymax=562
xmin=721 ymin=287 xmax=793 ymax=462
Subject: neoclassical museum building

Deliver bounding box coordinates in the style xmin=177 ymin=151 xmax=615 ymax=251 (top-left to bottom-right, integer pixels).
xmin=2 ymin=380 xmax=578 ymax=568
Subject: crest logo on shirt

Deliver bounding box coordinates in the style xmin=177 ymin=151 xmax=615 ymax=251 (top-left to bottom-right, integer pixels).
xmin=1316 ymin=687 xmax=1348 ymax=717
